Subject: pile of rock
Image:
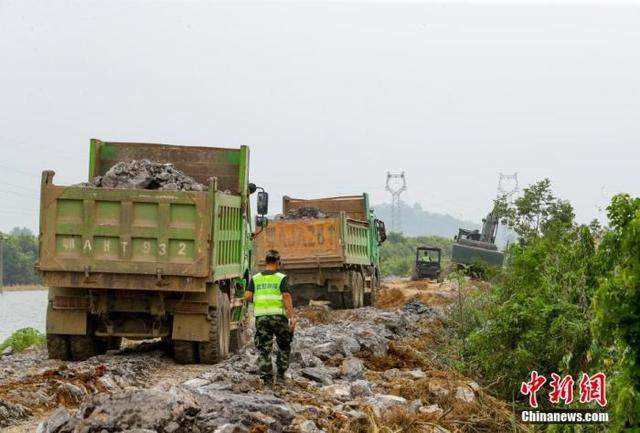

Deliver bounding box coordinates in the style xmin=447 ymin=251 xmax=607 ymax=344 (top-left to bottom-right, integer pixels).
xmin=402 ymin=298 xmax=441 ymax=317
xmin=81 ymin=159 xmax=207 ymax=191
xmin=277 ymin=207 xmax=327 ymax=220
xmin=36 ymin=301 xmax=442 ymax=433
xmin=0 ymin=400 xmax=30 ymax=429
xmin=0 ymin=346 xmax=165 ymax=429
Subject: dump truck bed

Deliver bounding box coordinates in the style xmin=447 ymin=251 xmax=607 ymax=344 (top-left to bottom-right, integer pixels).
xmin=38 ymin=139 xmax=250 ymax=292
xmin=254 ymin=214 xmax=370 ymax=269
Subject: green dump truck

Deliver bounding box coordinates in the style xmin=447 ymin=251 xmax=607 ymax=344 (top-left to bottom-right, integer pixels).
xmin=254 ymin=194 xmax=387 ymax=308
xmin=37 ymin=139 xmax=268 ymax=363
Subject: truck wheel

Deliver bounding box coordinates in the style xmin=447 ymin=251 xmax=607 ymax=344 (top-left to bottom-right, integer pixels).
xmin=109 ymin=337 xmax=123 ymax=350
xmin=344 ymin=272 xmax=364 ymax=309
xmin=97 ymin=336 xmax=122 ymax=353
xmin=354 ymin=272 xmax=364 ymax=308
xmin=230 ymin=306 xmax=250 ymax=353
xmin=173 ymin=341 xmax=197 ymax=364
xmin=230 ymin=328 xmax=249 ymax=353
xmin=364 ymin=273 xmax=378 ymax=307
xmin=198 ymin=291 xmax=231 ymax=364
xmin=69 ymin=335 xmax=98 ymax=361
xmin=328 ymin=291 xmax=343 ymax=310
xmin=162 ymin=337 xmax=173 ymax=356
xmin=47 ymin=334 xmax=71 ymax=360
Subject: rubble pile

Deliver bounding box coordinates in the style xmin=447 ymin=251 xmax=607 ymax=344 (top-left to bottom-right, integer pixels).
xmin=0 ymin=400 xmax=31 ymax=429
xmin=26 ymin=293 xmax=521 ymax=433
xmin=81 ymin=159 xmax=207 ymax=191
xmin=36 ymin=304 xmax=431 ymax=433
xmin=402 ymin=298 xmax=441 ymax=317
xmin=0 ymin=347 xmax=165 ymax=428
xmin=277 ymin=207 xmax=327 ymax=220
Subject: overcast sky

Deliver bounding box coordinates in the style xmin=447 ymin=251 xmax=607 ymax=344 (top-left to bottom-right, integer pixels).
xmin=1 ymin=0 xmax=638 ymax=233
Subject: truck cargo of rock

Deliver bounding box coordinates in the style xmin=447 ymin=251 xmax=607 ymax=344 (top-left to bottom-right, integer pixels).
xmin=37 ymin=139 xmax=268 ymax=363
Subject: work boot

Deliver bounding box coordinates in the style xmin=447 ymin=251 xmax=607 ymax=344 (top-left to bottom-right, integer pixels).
xmin=275 ymin=374 xmax=287 ymax=387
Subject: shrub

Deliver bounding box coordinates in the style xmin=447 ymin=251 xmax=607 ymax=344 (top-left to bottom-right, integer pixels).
xmin=0 ymin=327 xmax=46 ymax=352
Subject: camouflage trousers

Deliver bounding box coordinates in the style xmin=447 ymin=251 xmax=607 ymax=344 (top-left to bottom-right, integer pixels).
xmin=254 ymin=315 xmax=293 ymax=382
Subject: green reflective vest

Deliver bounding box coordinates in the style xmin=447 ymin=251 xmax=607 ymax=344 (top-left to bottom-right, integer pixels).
xmin=252 ymin=272 xmax=286 ymax=317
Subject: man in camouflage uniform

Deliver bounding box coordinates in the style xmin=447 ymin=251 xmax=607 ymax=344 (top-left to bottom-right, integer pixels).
xmin=244 ymin=250 xmax=296 ymax=386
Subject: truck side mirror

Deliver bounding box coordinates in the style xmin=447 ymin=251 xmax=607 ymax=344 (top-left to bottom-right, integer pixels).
xmin=248 ymin=183 xmax=257 ymax=194
xmin=257 ymin=191 xmax=269 ymax=215
xmin=255 ymin=215 xmax=268 ymax=228
xmin=375 ymin=219 xmax=387 ymax=245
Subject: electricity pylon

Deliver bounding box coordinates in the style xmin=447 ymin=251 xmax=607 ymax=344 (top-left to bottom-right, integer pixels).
xmin=385 ymin=172 xmax=407 ymax=232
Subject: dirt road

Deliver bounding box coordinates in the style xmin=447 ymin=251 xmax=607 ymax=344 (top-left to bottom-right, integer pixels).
xmin=0 ymin=279 xmax=526 ymax=433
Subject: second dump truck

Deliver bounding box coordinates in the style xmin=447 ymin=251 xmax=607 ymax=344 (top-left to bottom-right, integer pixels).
xmin=254 ymin=194 xmax=386 ymax=308
xmin=38 ymin=139 xmax=268 ymax=363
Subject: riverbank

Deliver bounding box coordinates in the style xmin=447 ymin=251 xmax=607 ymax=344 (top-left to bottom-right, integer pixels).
xmin=0 ymin=285 xmax=47 ymax=293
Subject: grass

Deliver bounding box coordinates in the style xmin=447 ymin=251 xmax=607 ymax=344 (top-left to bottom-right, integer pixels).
xmin=0 ymin=327 xmax=46 ymax=352
xmin=375 ymin=287 xmax=406 ymax=309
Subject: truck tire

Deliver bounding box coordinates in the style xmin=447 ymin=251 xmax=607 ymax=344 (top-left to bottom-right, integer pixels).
xmin=230 ymin=328 xmax=249 ymax=353
xmin=328 ymin=291 xmax=343 ymax=310
xmin=69 ymin=335 xmax=98 ymax=361
xmin=162 ymin=337 xmax=173 ymax=356
xmin=364 ymin=273 xmax=379 ymax=307
xmin=198 ymin=291 xmax=231 ymax=364
xmin=47 ymin=334 xmax=71 ymax=360
xmin=230 ymin=305 xmax=250 ymax=353
xmin=343 ymin=272 xmax=364 ymax=309
xmin=97 ymin=337 xmax=122 ymax=353
xmin=173 ymin=341 xmax=197 ymax=364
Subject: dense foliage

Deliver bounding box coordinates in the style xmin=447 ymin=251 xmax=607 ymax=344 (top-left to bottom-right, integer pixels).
xmin=380 ymin=232 xmax=452 ymax=277
xmin=449 ymin=180 xmax=639 ymax=432
xmin=591 ymin=194 xmax=640 ymax=430
xmin=1 ymin=227 xmax=40 ymax=286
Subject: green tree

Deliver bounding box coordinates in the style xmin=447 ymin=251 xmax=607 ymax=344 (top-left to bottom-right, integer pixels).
xmin=1 ymin=227 xmax=40 ymax=285
xmin=591 ymin=194 xmax=640 ymax=431
xmin=494 ymin=178 xmax=574 ymax=244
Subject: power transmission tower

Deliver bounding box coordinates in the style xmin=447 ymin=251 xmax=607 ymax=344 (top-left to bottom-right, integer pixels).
xmin=385 ymin=172 xmax=407 ymax=232
xmin=497 ymin=173 xmax=519 ymax=201
xmin=495 ymin=173 xmax=518 ymax=248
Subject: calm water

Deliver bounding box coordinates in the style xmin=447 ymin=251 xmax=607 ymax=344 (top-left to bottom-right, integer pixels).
xmin=0 ymin=289 xmax=48 ymax=341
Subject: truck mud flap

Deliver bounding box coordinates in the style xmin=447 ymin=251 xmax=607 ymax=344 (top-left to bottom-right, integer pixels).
xmin=172 ymin=313 xmax=209 ymax=342
xmin=46 ymin=307 xmax=87 ymax=335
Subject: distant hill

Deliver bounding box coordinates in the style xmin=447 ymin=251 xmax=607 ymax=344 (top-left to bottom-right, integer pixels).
xmin=372 ymin=202 xmax=479 ymax=238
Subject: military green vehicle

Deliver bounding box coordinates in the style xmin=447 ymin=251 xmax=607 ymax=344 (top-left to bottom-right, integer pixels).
xmin=451 ymin=209 xmax=504 ymax=273
xmin=37 ymin=139 xmax=268 ymax=363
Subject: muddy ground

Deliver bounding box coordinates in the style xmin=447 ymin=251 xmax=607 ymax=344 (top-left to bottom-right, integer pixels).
xmin=0 ymin=280 xmax=527 ymax=433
